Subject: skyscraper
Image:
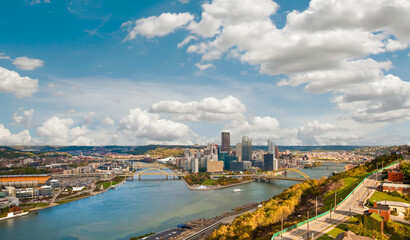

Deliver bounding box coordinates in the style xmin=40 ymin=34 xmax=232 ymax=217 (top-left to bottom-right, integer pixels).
xmin=241 ymin=136 xmax=252 ymax=161
xmin=268 ymin=140 xmax=275 ymax=155
xmin=221 ymin=132 xmax=230 ymax=153
xmin=263 ymin=153 xmax=274 ymax=171
xmin=236 ymin=143 xmax=242 ymax=161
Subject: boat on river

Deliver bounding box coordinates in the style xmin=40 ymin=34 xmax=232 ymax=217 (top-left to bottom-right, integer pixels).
xmin=232 ymin=188 xmax=241 ymax=192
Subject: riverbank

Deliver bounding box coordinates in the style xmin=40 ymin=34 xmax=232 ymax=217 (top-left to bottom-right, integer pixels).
xmin=181 ymin=176 xmax=254 ymax=191
xmin=21 ymin=178 xmax=126 ymax=213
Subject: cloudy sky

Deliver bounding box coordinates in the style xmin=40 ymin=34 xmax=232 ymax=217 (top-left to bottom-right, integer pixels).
xmin=0 ymin=0 xmax=409 ymax=146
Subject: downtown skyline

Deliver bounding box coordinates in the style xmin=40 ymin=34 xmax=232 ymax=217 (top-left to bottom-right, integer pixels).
xmin=0 ymin=0 xmax=409 ymax=146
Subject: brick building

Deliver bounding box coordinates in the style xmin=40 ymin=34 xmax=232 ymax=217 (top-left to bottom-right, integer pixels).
xmin=388 ymin=170 xmax=404 ymax=182
xmin=368 ymin=202 xmax=390 ymax=221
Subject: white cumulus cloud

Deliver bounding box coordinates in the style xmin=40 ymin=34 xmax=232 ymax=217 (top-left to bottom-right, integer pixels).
xmin=0 ymin=124 xmax=32 ymax=145
xmin=123 ymin=12 xmax=194 ymax=39
xmin=118 ymin=108 xmax=192 ymax=142
xmin=13 ymin=109 xmax=34 ymax=127
xmin=0 ymin=66 xmax=39 ymax=98
xmin=297 ymin=120 xmax=360 ymax=145
xmin=12 ymin=56 xmax=44 ymax=70
xmin=37 ymin=116 xmax=94 ymax=145
xmin=150 ymin=96 xmax=246 ymax=121
xmin=101 ymin=117 xmax=115 ymax=126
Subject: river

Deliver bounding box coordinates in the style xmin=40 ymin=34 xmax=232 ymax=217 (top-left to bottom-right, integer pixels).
xmin=0 ymin=162 xmax=345 ymax=240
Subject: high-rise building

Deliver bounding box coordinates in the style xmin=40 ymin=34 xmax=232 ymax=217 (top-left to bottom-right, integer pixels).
xmin=221 ymin=132 xmax=230 ymax=154
xmin=241 ymin=136 xmax=252 ymax=161
xmin=235 ymin=143 xmax=242 ymax=161
xmin=263 ymin=153 xmax=274 ymax=171
xmin=268 ymin=140 xmax=275 ymax=155
xmin=275 ymin=146 xmax=280 ymax=161
xmin=273 ymin=158 xmax=279 ymax=170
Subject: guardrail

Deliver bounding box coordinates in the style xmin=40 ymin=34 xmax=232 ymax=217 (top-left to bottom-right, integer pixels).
xmin=183 ymin=221 xmax=222 ymax=240
xmin=271 ymin=161 xmax=399 ymax=239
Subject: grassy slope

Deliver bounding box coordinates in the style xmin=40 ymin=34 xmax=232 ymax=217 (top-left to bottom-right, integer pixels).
xmin=369 ymin=191 xmax=410 ymax=204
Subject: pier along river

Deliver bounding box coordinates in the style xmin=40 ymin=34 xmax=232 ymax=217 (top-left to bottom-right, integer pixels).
xmin=0 ymin=162 xmax=346 ymax=240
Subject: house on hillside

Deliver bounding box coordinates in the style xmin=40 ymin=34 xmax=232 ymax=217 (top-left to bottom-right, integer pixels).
xmin=367 ymin=202 xmax=390 ymax=221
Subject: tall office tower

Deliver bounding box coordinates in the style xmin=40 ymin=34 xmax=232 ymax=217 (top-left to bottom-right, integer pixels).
xmin=241 ymin=136 xmax=252 ymax=161
xmin=263 ymin=153 xmax=274 ymax=171
xmin=275 ymin=146 xmax=280 ymax=161
xmin=192 ymin=158 xmax=199 ymax=173
xmin=268 ymin=140 xmax=275 ymax=155
xmin=236 ymin=143 xmax=242 ymax=161
xmin=221 ymin=132 xmax=230 ymax=154
xmin=186 ymin=156 xmax=192 ymax=171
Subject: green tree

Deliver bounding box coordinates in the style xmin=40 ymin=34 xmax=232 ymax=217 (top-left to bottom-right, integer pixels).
xmin=404 ymin=208 xmax=410 ymax=222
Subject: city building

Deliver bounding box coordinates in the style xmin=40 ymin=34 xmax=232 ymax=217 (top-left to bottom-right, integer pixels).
xmin=230 ymin=161 xmax=251 ymax=172
xmin=206 ymin=160 xmax=223 ymax=173
xmin=223 ymin=155 xmax=238 ymax=170
xmin=230 ymin=161 xmax=242 ymax=172
xmin=221 ymin=132 xmax=230 ymax=154
xmin=235 ymin=143 xmax=242 ymax=161
xmin=275 ymin=145 xmax=280 ymax=161
xmin=218 ymin=151 xmax=229 ymax=169
xmin=264 ymin=154 xmax=274 ymax=171
xmin=268 ymin=140 xmax=275 ymax=155
xmin=242 ymin=161 xmax=252 ymax=171
xmin=241 ymin=136 xmax=252 ymax=161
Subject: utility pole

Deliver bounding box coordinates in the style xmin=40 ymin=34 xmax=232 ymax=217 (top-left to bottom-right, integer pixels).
xmin=334 ymin=191 xmax=337 ymax=209
xmin=306 ymin=211 xmax=309 ymax=240
xmin=316 ymin=197 xmax=318 ymax=221
xmin=376 ymin=163 xmax=378 ymax=180
xmin=330 ymin=204 xmax=332 ymax=221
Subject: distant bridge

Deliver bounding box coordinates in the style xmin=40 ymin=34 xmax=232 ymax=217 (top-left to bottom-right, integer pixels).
xmin=214 ymin=168 xmax=311 ymax=182
xmin=131 ymin=168 xmax=187 ymax=180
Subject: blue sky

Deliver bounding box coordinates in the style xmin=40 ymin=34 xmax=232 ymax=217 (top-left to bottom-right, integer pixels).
xmin=0 ymin=0 xmax=409 ymax=146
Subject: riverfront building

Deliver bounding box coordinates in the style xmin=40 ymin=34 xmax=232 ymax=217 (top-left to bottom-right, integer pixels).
xmin=241 ymin=136 xmax=252 ymax=161
xmin=221 ymin=132 xmax=230 ymax=154
xmin=206 ymin=160 xmax=223 ymax=173
xmin=235 ymin=143 xmax=242 ymax=161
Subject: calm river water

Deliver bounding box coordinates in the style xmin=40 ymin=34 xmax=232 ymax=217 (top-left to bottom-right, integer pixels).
xmin=0 ymin=162 xmax=345 ymax=240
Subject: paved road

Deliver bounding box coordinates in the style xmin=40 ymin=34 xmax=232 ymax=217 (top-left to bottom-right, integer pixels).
xmin=276 ymin=163 xmax=399 ymax=240
xmin=145 ymin=227 xmax=186 ymax=240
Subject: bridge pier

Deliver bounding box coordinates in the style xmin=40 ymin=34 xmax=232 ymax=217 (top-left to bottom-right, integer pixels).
xmin=166 ymin=175 xmax=168 ymax=180
xmin=138 ymin=175 xmax=141 ymax=180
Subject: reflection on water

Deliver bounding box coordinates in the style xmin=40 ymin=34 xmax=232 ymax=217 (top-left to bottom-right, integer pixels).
xmin=0 ymin=162 xmax=346 ymax=240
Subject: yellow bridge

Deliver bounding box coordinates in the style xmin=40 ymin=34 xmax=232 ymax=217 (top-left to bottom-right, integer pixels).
xmin=134 ymin=168 xmax=187 ymax=180
xmin=217 ymin=168 xmax=311 ymax=182
xmin=126 ymin=167 xmax=310 ymax=182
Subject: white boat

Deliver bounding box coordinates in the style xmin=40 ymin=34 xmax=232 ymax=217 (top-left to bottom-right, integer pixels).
xmin=232 ymin=188 xmax=241 ymax=192
xmin=0 ymin=211 xmax=29 ymax=221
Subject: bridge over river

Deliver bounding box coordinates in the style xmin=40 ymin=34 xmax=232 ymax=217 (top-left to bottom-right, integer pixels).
xmin=121 ymin=167 xmax=311 ymax=182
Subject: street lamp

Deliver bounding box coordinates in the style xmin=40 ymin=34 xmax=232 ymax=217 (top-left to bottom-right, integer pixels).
xmin=298 ymin=211 xmax=310 ymax=240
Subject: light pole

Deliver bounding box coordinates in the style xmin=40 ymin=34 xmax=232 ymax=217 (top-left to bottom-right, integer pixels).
xmin=306 ymin=211 xmax=310 ymax=240
xmin=316 ymin=197 xmax=318 ymax=221
xmin=330 ymin=204 xmax=332 ymax=222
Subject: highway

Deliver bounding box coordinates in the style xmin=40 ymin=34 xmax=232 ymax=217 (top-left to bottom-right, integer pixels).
xmin=276 ymin=163 xmax=398 ymax=240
